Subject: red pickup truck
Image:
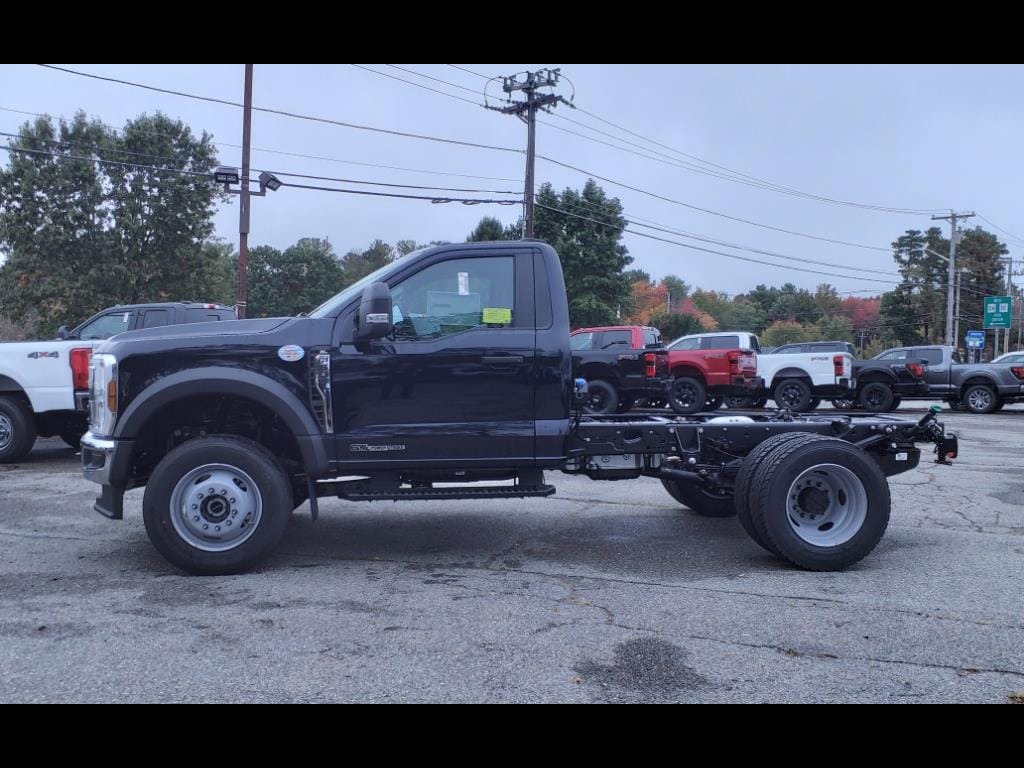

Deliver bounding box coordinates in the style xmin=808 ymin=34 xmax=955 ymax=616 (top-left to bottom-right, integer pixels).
xmin=663 ymin=333 xmax=761 ymax=414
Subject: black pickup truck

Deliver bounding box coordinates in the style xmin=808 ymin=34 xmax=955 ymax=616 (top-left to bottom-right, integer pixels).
xmin=770 ymin=342 xmax=928 ymax=412
xmin=80 ymin=241 xmax=957 ymax=575
xmin=570 ymin=325 xmax=669 ymax=414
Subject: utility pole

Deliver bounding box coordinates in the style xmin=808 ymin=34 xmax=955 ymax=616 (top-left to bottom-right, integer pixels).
xmin=953 ymin=268 xmax=961 ymax=351
xmin=490 ymin=69 xmax=570 ymax=238
xmin=932 ymin=210 xmax=974 ymax=346
xmin=237 ymin=64 xmax=254 ymax=319
xmin=1003 ymin=256 xmax=1014 ymax=355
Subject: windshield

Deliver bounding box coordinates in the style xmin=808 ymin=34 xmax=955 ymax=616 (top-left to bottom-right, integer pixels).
xmin=308 ymin=249 xmax=422 ymax=318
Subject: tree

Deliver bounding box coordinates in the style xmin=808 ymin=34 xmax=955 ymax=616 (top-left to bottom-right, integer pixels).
xmin=246 ymin=238 xmax=345 ymax=317
xmin=467 ymin=216 xmax=514 ymax=242
xmin=340 ymin=239 xmax=396 ymax=284
xmin=762 ymin=320 xmax=818 ymax=347
xmin=531 ymin=180 xmax=633 ymax=327
xmin=0 ymin=111 xmax=223 ymax=334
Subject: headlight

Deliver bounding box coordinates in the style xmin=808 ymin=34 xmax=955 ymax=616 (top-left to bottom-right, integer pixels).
xmin=89 ymin=354 xmax=118 ymax=437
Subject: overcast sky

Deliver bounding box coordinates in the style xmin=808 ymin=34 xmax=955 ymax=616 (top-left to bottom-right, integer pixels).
xmin=2 ymin=63 xmax=1021 ymax=297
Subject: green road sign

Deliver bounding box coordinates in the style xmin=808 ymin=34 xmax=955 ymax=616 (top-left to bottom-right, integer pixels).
xmin=983 ymin=295 xmax=1012 ymax=329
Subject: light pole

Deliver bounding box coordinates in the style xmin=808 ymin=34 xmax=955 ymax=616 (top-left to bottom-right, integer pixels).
xmin=213 ymin=166 xmax=281 ymax=318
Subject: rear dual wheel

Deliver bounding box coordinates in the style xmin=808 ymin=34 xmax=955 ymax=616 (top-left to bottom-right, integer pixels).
xmin=735 ymin=434 xmax=890 ymax=570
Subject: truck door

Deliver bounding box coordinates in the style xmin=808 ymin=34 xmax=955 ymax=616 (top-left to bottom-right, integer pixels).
xmin=918 ymin=348 xmax=951 ymax=394
xmin=331 ymin=249 xmax=536 ymax=467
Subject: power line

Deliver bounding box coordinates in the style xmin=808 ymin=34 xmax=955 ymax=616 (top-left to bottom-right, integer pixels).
xmin=350 ymin=64 xmax=481 ymax=106
xmin=36 ymin=64 xmax=522 ymax=156
xmin=534 ymin=201 xmax=900 ymax=284
xmin=446 ymin=64 xmax=493 ymax=80
xmin=2 ymin=105 xmax=523 ymax=183
xmin=536 ymin=155 xmax=892 ymax=252
xmin=977 ymin=214 xmax=1024 ymax=247
xmin=0 ymin=145 xmax=522 ymax=204
xmin=559 ymin=191 xmax=903 ymax=277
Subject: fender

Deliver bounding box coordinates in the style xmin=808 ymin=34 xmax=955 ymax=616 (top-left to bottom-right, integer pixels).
xmin=114 ymin=366 xmax=330 ymax=477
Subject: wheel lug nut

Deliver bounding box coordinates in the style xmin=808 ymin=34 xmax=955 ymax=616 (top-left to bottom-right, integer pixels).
xmin=202 ymin=524 xmax=209 ymax=530
xmin=193 ymin=516 xmax=200 ymax=522
xmin=215 ymin=526 xmax=221 ymax=532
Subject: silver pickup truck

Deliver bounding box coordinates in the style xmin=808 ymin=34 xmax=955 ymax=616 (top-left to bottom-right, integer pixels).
xmin=874 ymin=345 xmax=1024 ymax=413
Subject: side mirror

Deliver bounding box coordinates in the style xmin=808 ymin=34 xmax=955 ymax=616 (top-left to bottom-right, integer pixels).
xmin=355 ymin=282 xmax=394 ymax=341
xmin=56 ymin=325 xmax=70 ymax=340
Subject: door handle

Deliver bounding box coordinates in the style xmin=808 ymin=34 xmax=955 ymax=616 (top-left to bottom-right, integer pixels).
xmin=482 ymin=355 xmax=523 ymax=365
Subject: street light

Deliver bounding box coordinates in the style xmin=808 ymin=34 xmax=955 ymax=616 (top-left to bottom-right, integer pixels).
xmin=212 ymin=166 xmax=281 ymax=318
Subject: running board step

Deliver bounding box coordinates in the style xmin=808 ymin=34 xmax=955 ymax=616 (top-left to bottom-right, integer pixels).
xmin=337 ymin=484 xmax=557 ymax=502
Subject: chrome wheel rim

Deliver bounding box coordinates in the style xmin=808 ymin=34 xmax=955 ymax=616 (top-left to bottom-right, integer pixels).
xmin=169 ymin=463 xmax=263 ymax=552
xmin=967 ymin=388 xmax=992 ymax=411
xmin=786 ymin=463 xmax=868 ymax=547
xmin=0 ymin=413 xmax=12 ymax=452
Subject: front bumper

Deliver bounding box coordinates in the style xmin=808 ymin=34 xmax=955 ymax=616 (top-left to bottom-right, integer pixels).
xmin=81 ymin=431 xmax=127 ymax=520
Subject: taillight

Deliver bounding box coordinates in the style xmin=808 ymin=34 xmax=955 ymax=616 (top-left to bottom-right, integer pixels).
xmin=644 ymin=352 xmax=657 ymax=378
xmin=833 ymin=354 xmax=846 ymax=377
xmin=907 ymin=363 xmax=925 ymax=379
xmin=728 ymin=350 xmax=741 ymax=375
xmin=1011 ymin=367 xmax=1024 ymax=381
xmin=70 ymin=348 xmax=92 ymax=391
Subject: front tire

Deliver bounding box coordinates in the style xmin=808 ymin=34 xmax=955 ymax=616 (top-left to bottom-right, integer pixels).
xmin=661 ymin=478 xmax=736 ymax=517
xmin=0 ymin=396 xmax=36 ymax=463
xmin=143 ymin=435 xmax=293 ymax=575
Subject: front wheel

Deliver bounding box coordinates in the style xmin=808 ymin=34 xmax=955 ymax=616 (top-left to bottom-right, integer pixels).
xmin=661 ymin=478 xmax=736 ymax=517
xmin=143 ymin=435 xmax=293 ymax=575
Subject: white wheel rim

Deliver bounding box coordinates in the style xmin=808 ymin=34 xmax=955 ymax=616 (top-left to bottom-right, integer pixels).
xmin=786 ymin=463 xmax=868 ymax=547
xmin=169 ymin=463 xmax=263 ymax=552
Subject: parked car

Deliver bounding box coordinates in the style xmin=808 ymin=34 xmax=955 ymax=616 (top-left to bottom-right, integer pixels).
xmin=570 ymin=325 xmax=669 ymax=414
xmin=769 ymin=341 xmax=928 ymax=412
xmin=992 ymin=351 xmax=1024 ymax=365
xmin=0 ymin=302 xmax=236 ymax=462
xmin=874 ymin=345 xmax=1024 ymax=413
xmin=662 ymin=332 xmax=761 ymax=414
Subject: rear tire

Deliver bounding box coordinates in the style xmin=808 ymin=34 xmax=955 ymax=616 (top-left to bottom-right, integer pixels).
xmin=143 ymin=435 xmax=293 ymax=575
xmin=0 ymin=396 xmax=36 ymax=464
xmin=583 ymin=380 xmax=619 ymax=415
xmin=963 ymin=384 xmax=998 ymax=414
xmin=705 ymin=396 xmax=724 ymax=411
xmin=748 ymin=437 xmax=891 ymax=571
xmin=668 ymin=377 xmax=707 ymax=415
xmin=734 ymin=433 xmax=833 ymax=554
xmin=661 ymin=478 xmax=736 ymax=517
xmin=858 ymin=381 xmax=894 ymax=413
xmin=773 ymin=379 xmax=813 ymax=411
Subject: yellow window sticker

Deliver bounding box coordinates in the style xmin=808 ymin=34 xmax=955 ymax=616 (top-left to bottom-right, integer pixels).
xmin=482 ymin=307 xmax=512 ymax=325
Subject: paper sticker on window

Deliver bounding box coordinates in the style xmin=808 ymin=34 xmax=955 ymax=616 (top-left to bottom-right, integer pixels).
xmin=458 ymin=272 xmax=469 ymax=296
xmin=482 ymin=307 xmax=512 ymax=325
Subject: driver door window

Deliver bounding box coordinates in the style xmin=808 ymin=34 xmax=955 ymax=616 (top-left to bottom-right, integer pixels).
xmin=390 ymin=256 xmax=515 ymax=341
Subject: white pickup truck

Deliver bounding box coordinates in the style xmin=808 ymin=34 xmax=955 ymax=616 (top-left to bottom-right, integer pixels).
xmin=668 ymin=331 xmax=854 ymax=411
xmin=0 ymin=302 xmax=236 ymax=462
